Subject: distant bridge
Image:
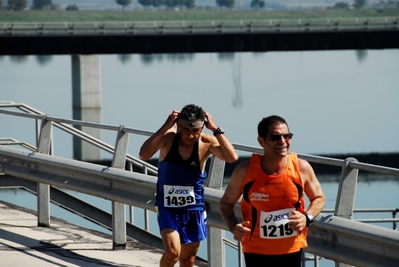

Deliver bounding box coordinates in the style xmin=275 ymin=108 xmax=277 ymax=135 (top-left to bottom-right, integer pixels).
xmin=1 ymin=17 xmax=399 ymax=55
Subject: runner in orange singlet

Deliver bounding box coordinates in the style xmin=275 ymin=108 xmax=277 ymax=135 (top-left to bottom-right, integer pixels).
xmin=220 ymin=115 xmax=326 ymax=266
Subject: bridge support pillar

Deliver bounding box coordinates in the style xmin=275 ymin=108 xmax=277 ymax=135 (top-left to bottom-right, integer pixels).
xmin=71 ymin=55 xmax=102 ymax=161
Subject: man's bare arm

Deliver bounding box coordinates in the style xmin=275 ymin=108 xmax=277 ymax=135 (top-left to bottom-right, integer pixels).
xmin=220 ymin=161 xmax=250 ymax=241
xmin=208 ymin=134 xmax=239 ymax=163
xmin=204 ymin=111 xmax=238 ymax=163
xmin=289 ymin=159 xmax=326 ymax=232
xmin=139 ymin=110 xmax=178 ymax=160
xmin=300 ymin=159 xmax=326 ymax=217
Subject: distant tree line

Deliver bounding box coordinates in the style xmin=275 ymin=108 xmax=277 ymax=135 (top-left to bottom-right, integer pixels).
xmin=137 ymin=0 xmax=195 ymax=9
xmin=116 ymin=0 xmax=132 ymax=10
xmin=328 ymin=0 xmax=367 ymax=9
xmin=5 ymin=0 xmax=56 ymax=11
xmin=1 ymin=0 xmax=232 ymax=10
xmin=2 ymin=0 xmax=399 ymax=11
xmin=65 ymin=4 xmax=78 ymax=11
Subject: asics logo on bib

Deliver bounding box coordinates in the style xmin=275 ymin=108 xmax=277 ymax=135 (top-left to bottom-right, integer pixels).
xmin=264 ymin=212 xmax=290 ymax=223
xmin=168 ymin=188 xmax=189 ymax=194
xmin=264 ymin=214 xmax=273 ymax=223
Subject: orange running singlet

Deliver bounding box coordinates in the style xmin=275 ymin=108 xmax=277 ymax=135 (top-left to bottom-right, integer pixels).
xmin=240 ymin=153 xmax=308 ymax=255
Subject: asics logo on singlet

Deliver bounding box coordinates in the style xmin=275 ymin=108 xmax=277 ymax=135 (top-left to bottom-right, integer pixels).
xmin=264 ymin=212 xmax=290 ymax=223
xmin=263 ymin=181 xmax=283 ymax=186
xmin=168 ymin=188 xmax=189 ymax=194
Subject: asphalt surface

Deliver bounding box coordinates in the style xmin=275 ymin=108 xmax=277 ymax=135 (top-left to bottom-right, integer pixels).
xmin=0 ymin=201 xmax=208 ymax=267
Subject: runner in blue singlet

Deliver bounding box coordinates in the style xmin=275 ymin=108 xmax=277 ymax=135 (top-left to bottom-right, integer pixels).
xmin=139 ymin=104 xmax=238 ymax=267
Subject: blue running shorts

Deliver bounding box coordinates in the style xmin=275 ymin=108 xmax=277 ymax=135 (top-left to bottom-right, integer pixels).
xmin=156 ymin=206 xmax=207 ymax=244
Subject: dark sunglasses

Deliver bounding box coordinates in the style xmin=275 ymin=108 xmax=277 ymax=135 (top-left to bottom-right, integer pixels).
xmin=268 ymin=133 xmax=293 ymax=141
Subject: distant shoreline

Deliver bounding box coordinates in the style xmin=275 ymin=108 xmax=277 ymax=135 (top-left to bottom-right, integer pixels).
xmin=93 ymin=152 xmax=399 ymax=177
xmin=223 ymin=152 xmax=399 ymax=176
xmin=302 ymin=152 xmax=399 ymax=174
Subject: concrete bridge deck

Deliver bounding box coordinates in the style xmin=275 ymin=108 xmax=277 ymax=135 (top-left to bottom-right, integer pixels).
xmin=0 ymin=201 xmax=208 ymax=267
xmin=1 ymin=18 xmax=399 ymax=55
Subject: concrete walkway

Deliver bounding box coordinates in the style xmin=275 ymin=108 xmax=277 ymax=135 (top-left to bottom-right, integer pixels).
xmin=0 ymin=202 xmax=208 ymax=267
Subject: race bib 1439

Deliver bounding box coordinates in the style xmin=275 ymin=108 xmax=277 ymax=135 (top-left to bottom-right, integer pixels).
xmin=163 ymin=185 xmax=196 ymax=208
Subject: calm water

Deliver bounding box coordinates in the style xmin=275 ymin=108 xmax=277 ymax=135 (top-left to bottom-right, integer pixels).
xmin=1 ymin=50 xmax=399 ymax=159
xmin=1 ymin=50 xmax=399 ymax=266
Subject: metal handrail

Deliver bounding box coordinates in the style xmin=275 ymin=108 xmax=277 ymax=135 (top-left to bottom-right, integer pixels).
xmin=0 ymin=101 xmax=158 ymax=175
xmin=0 ymin=137 xmax=37 ymax=151
xmin=2 ymin=102 xmax=399 ymax=176
xmin=1 ymin=101 xmax=399 ymax=267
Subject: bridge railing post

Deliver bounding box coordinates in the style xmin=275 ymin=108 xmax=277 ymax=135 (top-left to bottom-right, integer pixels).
xmin=206 ymin=156 xmax=226 ymax=267
xmin=334 ymin=157 xmax=359 ymax=220
xmin=111 ymin=125 xmax=130 ymax=250
xmin=334 ymin=157 xmax=359 ymax=267
xmin=36 ymin=116 xmax=53 ymax=227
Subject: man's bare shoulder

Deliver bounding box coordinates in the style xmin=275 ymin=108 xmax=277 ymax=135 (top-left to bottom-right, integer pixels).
xmin=297 ymin=157 xmax=318 ymax=183
xmin=165 ymin=126 xmax=177 ymax=134
xmin=164 ymin=129 xmax=176 ymax=138
xmin=159 ymin=130 xmax=175 ymax=146
xmin=297 ymin=158 xmax=312 ymax=172
xmin=158 ymin=130 xmax=177 ymax=159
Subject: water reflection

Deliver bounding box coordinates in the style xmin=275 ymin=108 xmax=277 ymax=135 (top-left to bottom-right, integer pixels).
xmin=232 ymin=53 xmax=242 ymax=107
xmin=139 ymin=53 xmax=196 ymax=65
xmin=9 ymin=55 xmax=28 ymax=64
xmin=356 ymin=50 xmax=368 ymax=63
xmin=36 ymin=55 xmax=53 ymax=66
xmin=6 ymin=50 xmax=370 ymax=66
xmin=7 ymin=53 xmax=199 ymax=66
xmin=217 ymin=52 xmax=235 ymax=61
xmin=117 ymin=54 xmax=133 ymax=64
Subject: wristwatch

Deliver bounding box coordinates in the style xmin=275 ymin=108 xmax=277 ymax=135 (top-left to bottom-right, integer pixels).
xmin=305 ymin=213 xmax=314 ymax=227
xmin=213 ymin=127 xmax=225 ymax=136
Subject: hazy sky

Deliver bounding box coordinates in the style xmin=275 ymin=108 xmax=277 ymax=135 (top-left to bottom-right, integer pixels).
xmin=1 ymin=49 xmax=398 ymax=159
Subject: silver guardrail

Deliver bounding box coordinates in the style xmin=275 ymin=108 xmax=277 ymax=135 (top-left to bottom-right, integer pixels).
xmin=308 ymin=213 xmax=399 ymax=266
xmin=1 ymin=17 xmax=398 ymax=36
xmin=0 ymin=101 xmax=158 ymax=175
xmin=1 ymin=101 xmax=399 ymax=267
xmin=1 ymin=144 xmax=399 ymax=267
xmin=0 ymin=145 xmax=228 ymax=228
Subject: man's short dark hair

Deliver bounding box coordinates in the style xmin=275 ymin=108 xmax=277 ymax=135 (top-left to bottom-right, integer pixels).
xmin=179 ymin=104 xmax=205 ymax=121
xmin=258 ymin=115 xmax=289 ymax=138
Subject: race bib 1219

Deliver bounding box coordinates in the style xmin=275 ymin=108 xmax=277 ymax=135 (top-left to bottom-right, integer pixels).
xmin=259 ymin=208 xmax=297 ymax=239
